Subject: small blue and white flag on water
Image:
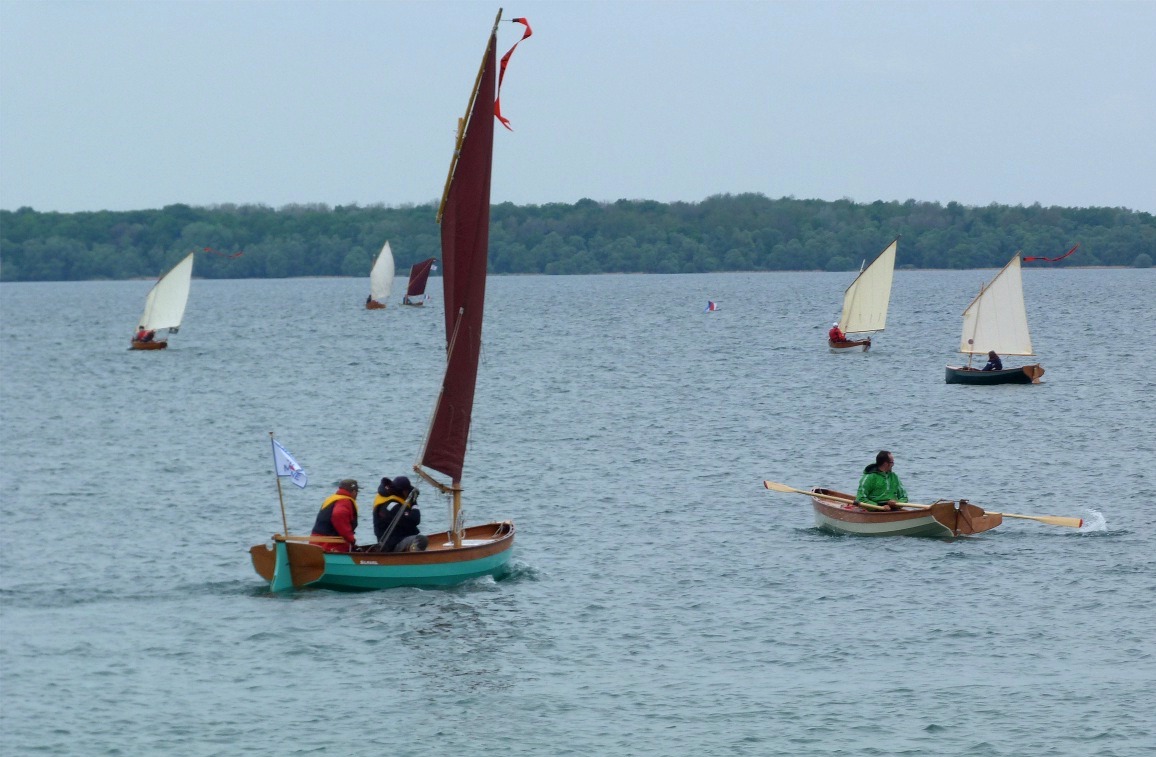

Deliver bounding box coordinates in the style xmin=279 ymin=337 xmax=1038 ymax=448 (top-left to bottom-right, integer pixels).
xmin=272 ymin=439 xmax=308 ymax=488
xmin=704 ymin=300 xmax=719 ymax=312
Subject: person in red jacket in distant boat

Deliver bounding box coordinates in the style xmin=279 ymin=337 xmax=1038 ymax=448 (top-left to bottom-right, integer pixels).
xmin=828 ymin=322 xmax=847 ymax=343
xmin=310 ymin=479 xmax=360 ymax=552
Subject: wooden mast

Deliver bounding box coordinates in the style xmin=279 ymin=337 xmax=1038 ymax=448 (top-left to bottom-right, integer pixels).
xmin=423 ymin=9 xmax=504 ymax=548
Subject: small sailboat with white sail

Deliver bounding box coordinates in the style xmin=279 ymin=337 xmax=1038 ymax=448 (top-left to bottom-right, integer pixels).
xmin=365 ymin=241 xmax=395 ymax=309
xmin=945 ymin=253 xmax=1044 ymax=385
xmin=251 ymin=10 xmax=531 ymax=591
xmin=402 ymin=258 xmax=437 ymax=306
xmin=130 ymin=252 xmax=194 ymax=350
xmin=829 ymin=238 xmax=897 ymax=353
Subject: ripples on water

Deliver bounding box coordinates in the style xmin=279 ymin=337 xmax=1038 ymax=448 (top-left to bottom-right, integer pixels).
xmin=1 ymin=270 xmax=1154 ymax=755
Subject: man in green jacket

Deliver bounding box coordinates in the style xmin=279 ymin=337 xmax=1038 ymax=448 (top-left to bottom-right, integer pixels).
xmin=856 ymin=450 xmax=908 ymax=511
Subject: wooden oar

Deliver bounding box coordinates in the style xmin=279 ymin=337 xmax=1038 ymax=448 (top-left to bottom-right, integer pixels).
xmin=875 ymin=499 xmax=1082 ymax=528
xmin=958 ymin=507 xmax=1081 ymax=529
xmin=761 ymin=480 xmax=887 ymax=511
xmin=762 ymin=480 xmax=1083 ymax=529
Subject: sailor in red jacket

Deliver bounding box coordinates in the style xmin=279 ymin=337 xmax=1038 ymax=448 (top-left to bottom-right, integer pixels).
xmin=310 ymin=479 xmax=360 ymax=552
xmin=828 ymin=322 xmax=847 ymax=342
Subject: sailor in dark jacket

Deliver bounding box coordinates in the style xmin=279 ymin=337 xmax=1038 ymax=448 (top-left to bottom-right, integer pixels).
xmin=372 ymin=476 xmax=428 ymax=552
xmin=982 ymin=351 xmax=1003 ymax=371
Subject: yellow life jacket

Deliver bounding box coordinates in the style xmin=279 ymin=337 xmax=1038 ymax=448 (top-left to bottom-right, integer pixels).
xmin=321 ymin=493 xmax=359 ymax=515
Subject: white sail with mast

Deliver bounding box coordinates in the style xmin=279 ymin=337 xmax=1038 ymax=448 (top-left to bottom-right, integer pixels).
xmin=959 ymin=254 xmax=1034 ymax=357
xmin=368 ymin=241 xmax=395 ymax=304
xmin=138 ymin=252 xmax=193 ymax=332
xmin=838 ymin=239 xmax=897 ymax=336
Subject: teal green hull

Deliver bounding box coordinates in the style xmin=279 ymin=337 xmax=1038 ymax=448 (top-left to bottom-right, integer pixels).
xmin=311 ymin=548 xmax=512 ymax=591
xmin=252 ymin=523 xmax=515 ymax=592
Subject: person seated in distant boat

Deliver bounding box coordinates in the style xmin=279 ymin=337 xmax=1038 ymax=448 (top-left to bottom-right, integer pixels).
xmin=982 ymin=351 xmax=1003 ymax=371
xmin=855 ymin=451 xmax=908 ymax=511
xmin=828 ymin=322 xmax=847 ymax=343
xmin=371 ymin=475 xmax=428 ymax=552
xmin=134 ymin=326 xmax=155 ymax=343
xmin=310 ymin=479 xmax=360 ymax=552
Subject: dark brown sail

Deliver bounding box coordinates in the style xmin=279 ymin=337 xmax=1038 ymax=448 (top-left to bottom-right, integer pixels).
xmin=405 ymin=258 xmax=437 ymax=299
xmin=420 ymin=26 xmax=497 ymax=482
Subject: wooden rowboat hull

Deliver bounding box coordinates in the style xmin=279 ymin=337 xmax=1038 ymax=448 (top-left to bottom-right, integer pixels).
xmin=810 ymin=489 xmax=1001 ymax=537
xmin=130 ymin=340 xmax=168 ymax=350
xmin=828 ymin=338 xmax=871 ymax=353
xmin=945 ymin=364 xmax=1044 ymax=385
xmin=250 ymin=521 xmax=515 ymax=591
xmin=365 ymin=300 xmax=387 ymax=310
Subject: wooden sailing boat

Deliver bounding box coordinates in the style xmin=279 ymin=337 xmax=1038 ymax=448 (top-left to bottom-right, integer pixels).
xmin=829 ymin=238 xmax=897 ymax=353
xmin=130 ymin=252 xmax=194 ymax=350
xmin=946 ymin=253 xmax=1044 ymax=385
xmin=251 ymin=11 xmax=520 ymax=591
xmin=402 ymin=258 xmax=437 ymax=306
xmin=365 ymin=241 xmax=395 ymax=309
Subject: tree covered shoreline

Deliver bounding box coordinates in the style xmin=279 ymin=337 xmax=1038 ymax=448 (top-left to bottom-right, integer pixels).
xmin=2 ymin=193 xmax=1152 ymax=282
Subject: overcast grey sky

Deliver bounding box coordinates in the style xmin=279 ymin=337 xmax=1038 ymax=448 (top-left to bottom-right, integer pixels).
xmin=2 ymin=0 xmax=1153 ymax=214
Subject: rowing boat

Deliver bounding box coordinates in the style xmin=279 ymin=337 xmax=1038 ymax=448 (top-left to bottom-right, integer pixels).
xmin=809 ymin=488 xmax=1002 ymax=537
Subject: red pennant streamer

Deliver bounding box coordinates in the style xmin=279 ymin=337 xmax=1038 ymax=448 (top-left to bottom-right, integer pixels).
xmin=1023 ymin=243 xmax=1078 ymax=263
xmin=202 ymin=246 xmax=244 ymax=259
xmin=494 ymin=17 xmax=532 ymax=131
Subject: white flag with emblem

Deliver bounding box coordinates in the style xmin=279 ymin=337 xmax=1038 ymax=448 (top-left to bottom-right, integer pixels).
xmin=271 ymin=439 xmax=308 ymax=488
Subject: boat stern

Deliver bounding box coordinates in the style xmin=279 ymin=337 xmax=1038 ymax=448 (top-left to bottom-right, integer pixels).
xmin=249 ymin=536 xmax=327 ymax=592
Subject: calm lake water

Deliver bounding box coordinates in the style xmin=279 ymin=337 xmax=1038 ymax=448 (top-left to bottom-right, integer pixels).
xmin=1 ymin=269 xmax=1154 ymax=756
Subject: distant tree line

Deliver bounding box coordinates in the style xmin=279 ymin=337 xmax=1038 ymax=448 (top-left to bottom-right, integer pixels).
xmin=1 ymin=193 xmax=1153 ymax=282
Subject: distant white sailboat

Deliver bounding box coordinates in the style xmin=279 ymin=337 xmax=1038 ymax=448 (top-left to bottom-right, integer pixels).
xmin=829 ymin=238 xmax=897 ymax=353
xmin=946 ymin=253 xmax=1044 ymax=384
xmin=365 ymin=241 xmax=395 ymax=309
xmin=131 ymin=252 xmax=194 ymax=350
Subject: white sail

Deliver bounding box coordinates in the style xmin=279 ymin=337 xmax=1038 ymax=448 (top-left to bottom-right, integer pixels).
xmin=137 ymin=253 xmax=193 ymax=331
xmin=959 ymin=254 xmax=1034 ymax=356
xmin=369 ymin=241 xmax=395 ymax=302
xmin=839 ymin=239 xmax=897 ymax=335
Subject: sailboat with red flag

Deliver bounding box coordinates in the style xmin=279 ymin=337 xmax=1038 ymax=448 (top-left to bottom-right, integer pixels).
xmin=402 ymin=258 xmax=437 ymax=306
xmin=250 ymin=10 xmax=529 ymax=591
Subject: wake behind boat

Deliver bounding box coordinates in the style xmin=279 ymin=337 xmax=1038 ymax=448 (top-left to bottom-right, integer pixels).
xmin=130 ymin=252 xmax=194 ymax=350
xmin=946 ymin=254 xmax=1044 ymax=384
xmin=829 ymin=238 xmax=897 ymax=353
xmin=250 ymin=11 xmax=531 ymax=591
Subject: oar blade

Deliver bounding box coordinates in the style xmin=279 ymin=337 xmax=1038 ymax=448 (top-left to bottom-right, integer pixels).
xmin=1027 ymin=514 xmax=1083 ymax=529
xmin=763 ymin=480 xmax=801 ymax=493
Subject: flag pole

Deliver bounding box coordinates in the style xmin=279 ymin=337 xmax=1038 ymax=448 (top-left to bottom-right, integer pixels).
xmin=270 ymin=431 xmax=289 ymax=537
